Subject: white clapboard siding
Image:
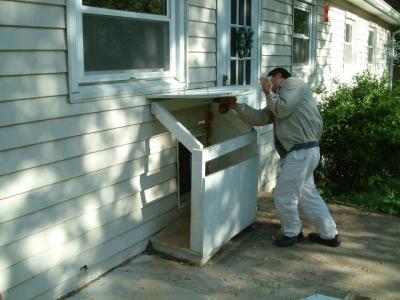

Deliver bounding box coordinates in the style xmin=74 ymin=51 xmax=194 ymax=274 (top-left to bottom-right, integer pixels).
xmin=262 ymin=21 xmax=292 ymax=35
xmin=34 ymin=210 xmax=179 ymax=300
xmin=188 ymin=67 xmax=216 ymax=83
xmin=0 ymin=51 xmax=66 ymax=76
xmin=12 ymin=0 xmax=65 ymax=5
xmin=0 ymin=1 xmax=65 ymax=28
xmin=189 ymin=0 xmax=216 ymax=9
xmin=188 ymin=52 xmax=217 ymax=68
xmin=0 ymin=27 xmax=66 ymax=50
xmin=262 ymin=56 xmax=292 ymax=67
xmin=0 ymin=106 xmax=152 ymax=151
xmin=0 ymin=186 xmax=178 ymax=278
xmin=188 ymin=37 xmax=216 ymax=52
xmin=0 ymin=122 xmax=168 ymax=176
xmin=0 ymin=74 xmax=68 ymax=102
xmin=187 ymin=0 xmax=217 ymax=89
xmin=0 ymin=95 xmax=150 ymax=127
xmin=188 ymin=5 xmax=216 ymax=23
xmin=0 ymin=141 xmax=176 ymax=200
xmin=263 ymin=0 xmax=292 ymax=14
xmin=0 ymin=164 xmax=176 ymax=267
xmin=262 ymin=9 xmax=293 ymax=26
xmin=262 ymin=44 xmax=291 ymax=56
xmin=2 ymin=197 xmax=179 ymax=300
xmin=0 ymin=150 xmax=177 ymax=225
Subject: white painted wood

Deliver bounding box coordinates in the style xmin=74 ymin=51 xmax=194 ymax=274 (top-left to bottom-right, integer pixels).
xmin=0 ymin=95 xmax=149 ymax=127
xmin=0 ymin=51 xmax=66 ymax=76
xmin=263 ymin=0 xmax=292 ymax=14
xmin=0 ymin=74 xmax=67 ymax=102
xmin=262 ymin=21 xmax=292 ymax=34
xmin=262 ymin=55 xmax=292 ymax=67
xmin=262 ymin=44 xmax=291 ymax=56
xmin=151 ymin=102 xmax=203 ymax=151
xmin=188 ymin=67 xmax=216 ymax=83
xmin=0 ymin=164 xmax=176 ymax=257
xmin=188 ymin=5 xmax=216 ymax=23
xmin=0 ymin=141 xmax=176 ymax=200
xmin=0 ymin=27 xmax=66 ymax=50
xmin=0 ymin=1 xmax=65 ymax=28
xmin=204 ymin=131 xmax=257 ymax=162
xmin=0 ymin=188 xmax=178 ymax=280
xmin=12 ymin=0 xmax=65 ymax=6
xmin=2 ymin=198 xmax=179 ymax=300
xmin=190 ymin=149 xmax=205 ymax=253
xmin=188 ymin=37 xmax=216 ymax=52
xmin=262 ymin=10 xmax=292 ymax=25
xmin=202 ymin=156 xmax=258 ymax=255
xmin=0 ymin=124 xmax=169 ymax=176
xmin=0 ymin=152 xmax=177 ymax=225
xmin=263 ymin=32 xmax=292 ymax=45
xmin=188 ymin=21 xmax=216 ymax=37
xmin=34 ymin=208 xmax=182 ymax=300
xmin=188 ymin=52 xmax=216 ymax=67
xmin=189 ymin=0 xmax=216 ymax=9
xmin=0 ymin=106 xmax=152 ymax=151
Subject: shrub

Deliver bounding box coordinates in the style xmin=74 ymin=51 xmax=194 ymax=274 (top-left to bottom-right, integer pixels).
xmin=316 ymin=72 xmax=400 ymax=215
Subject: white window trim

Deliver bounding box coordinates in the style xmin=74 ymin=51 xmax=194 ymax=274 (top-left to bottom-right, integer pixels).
xmin=368 ymin=26 xmax=377 ymax=68
xmin=292 ymin=1 xmax=316 ymax=74
xmin=67 ymin=0 xmax=186 ymax=103
xmin=216 ymin=0 xmax=261 ymax=88
xmin=344 ymin=18 xmax=356 ymax=66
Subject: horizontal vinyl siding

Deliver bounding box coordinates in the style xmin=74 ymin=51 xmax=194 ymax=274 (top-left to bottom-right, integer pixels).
xmin=187 ymin=0 xmax=217 ymax=88
xmin=257 ymin=0 xmax=291 ymax=191
xmin=0 ymin=1 xmax=182 ymax=300
xmin=309 ymin=0 xmax=392 ymax=87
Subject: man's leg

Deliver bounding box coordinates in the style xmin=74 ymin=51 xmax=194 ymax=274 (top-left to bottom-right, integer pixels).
xmin=299 ymin=174 xmax=338 ymax=239
xmin=274 ymin=149 xmax=312 ymax=238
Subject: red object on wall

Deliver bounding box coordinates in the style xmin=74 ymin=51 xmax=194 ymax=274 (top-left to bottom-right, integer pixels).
xmin=324 ymin=3 xmax=329 ymax=22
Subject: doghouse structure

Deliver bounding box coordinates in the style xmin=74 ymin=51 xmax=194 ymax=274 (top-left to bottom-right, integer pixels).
xmin=149 ymin=88 xmax=259 ymax=264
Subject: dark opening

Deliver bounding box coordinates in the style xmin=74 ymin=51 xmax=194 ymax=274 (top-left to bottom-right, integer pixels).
xmin=178 ymin=142 xmax=191 ymax=198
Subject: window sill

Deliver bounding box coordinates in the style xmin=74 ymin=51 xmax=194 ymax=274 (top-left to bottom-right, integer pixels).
xmin=69 ymin=78 xmax=187 ymax=103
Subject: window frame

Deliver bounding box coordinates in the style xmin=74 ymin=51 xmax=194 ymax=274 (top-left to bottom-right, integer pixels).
xmin=344 ymin=18 xmax=356 ymax=65
xmin=217 ymin=0 xmax=261 ymax=87
xmin=67 ymin=0 xmax=186 ymax=103
xmin=292 ymin=1 xmax=316 ymax=73
xmin=367 ymin=26 xmax=377 ymax=67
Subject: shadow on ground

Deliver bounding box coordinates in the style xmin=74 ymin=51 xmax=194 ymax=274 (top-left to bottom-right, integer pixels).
xmin=66 ymin=196 xmax=400 ymax=300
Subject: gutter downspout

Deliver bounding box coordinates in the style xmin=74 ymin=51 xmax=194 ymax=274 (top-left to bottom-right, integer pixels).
xmin=390 ymin=29 xmax=400 ymax=88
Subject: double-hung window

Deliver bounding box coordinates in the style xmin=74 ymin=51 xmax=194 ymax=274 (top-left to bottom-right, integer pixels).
xmin=344 ymin=19 xmax=355 ymax=65
xmin=67 ymin=0 xmax=185 ymax=102
xmin=368 ymin=27 xmax=376 ymax=67
xmin=293 ymin=1 xmax=315 ymax=70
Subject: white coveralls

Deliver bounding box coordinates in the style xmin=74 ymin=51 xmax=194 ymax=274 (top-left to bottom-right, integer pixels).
xmin=236 ymin=77 xmax=338 ymax=239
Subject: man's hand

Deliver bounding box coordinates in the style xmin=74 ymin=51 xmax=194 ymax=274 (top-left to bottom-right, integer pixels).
xmin=260 ymin=77 xmax=273 ymax=94
xmin=220 ymin=96 xmax=237 ymax=110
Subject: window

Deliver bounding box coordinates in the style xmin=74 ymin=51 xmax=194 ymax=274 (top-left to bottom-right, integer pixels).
xmin=230 ymin=0 xmax=253 ymax=85
xmin=344 ymin=19 xmax=355 ymax=64
xmin=368 ymin=27 xmax=376 ymax=65
xmin=293 ymin=2 xmax=312 ymax=65
xmin=67 ymin=0 xmax=185 ymax=102
xmin=218 ymin=0 xmax=259 ymax=87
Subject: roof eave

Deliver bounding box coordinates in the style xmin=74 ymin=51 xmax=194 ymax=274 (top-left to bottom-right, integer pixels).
xmin=344 ymin=0 xmax=400 ymax=27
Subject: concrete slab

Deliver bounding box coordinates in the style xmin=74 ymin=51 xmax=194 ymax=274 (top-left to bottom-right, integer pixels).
xmin=64 ymin=196 xmax=400 ymax=300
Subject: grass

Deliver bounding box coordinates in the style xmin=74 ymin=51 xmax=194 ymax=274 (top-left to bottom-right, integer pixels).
xmin=320 ymin=180 xmax=400 ymax=216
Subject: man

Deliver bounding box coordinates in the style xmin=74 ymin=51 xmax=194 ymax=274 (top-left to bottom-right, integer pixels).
xmin=224 ymin=67 xmax=340 ymax=247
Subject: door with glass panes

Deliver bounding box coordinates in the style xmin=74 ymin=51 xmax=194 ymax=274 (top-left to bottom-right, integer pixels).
xmin=219 ymin=0 xmax=259 ymax=86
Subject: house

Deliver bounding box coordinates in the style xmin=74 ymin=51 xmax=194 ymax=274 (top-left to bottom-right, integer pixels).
xmin=0 ymin=0 xmax=399 ymax=299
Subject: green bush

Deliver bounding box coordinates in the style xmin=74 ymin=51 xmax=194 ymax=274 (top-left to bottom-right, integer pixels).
xmin=316 ymin=72 xmax=400 ymax=215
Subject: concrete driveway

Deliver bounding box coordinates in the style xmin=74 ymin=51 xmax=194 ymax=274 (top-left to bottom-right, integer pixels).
xmin=65 ymin=196 xmax=400 ymax=300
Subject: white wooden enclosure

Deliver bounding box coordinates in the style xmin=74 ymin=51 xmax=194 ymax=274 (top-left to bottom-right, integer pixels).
xmin=149 ymin=88 xmax=259 ymax=264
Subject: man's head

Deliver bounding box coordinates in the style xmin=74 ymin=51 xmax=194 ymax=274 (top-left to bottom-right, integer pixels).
xmin=267 ymin=68 xmax=291 ymax=90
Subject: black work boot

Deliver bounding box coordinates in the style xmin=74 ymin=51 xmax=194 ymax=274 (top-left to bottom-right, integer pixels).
xmin=275 ymin=231 xmax=304 ymax=247
xmin=308 ymin=233 xmax=341 ymax=247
